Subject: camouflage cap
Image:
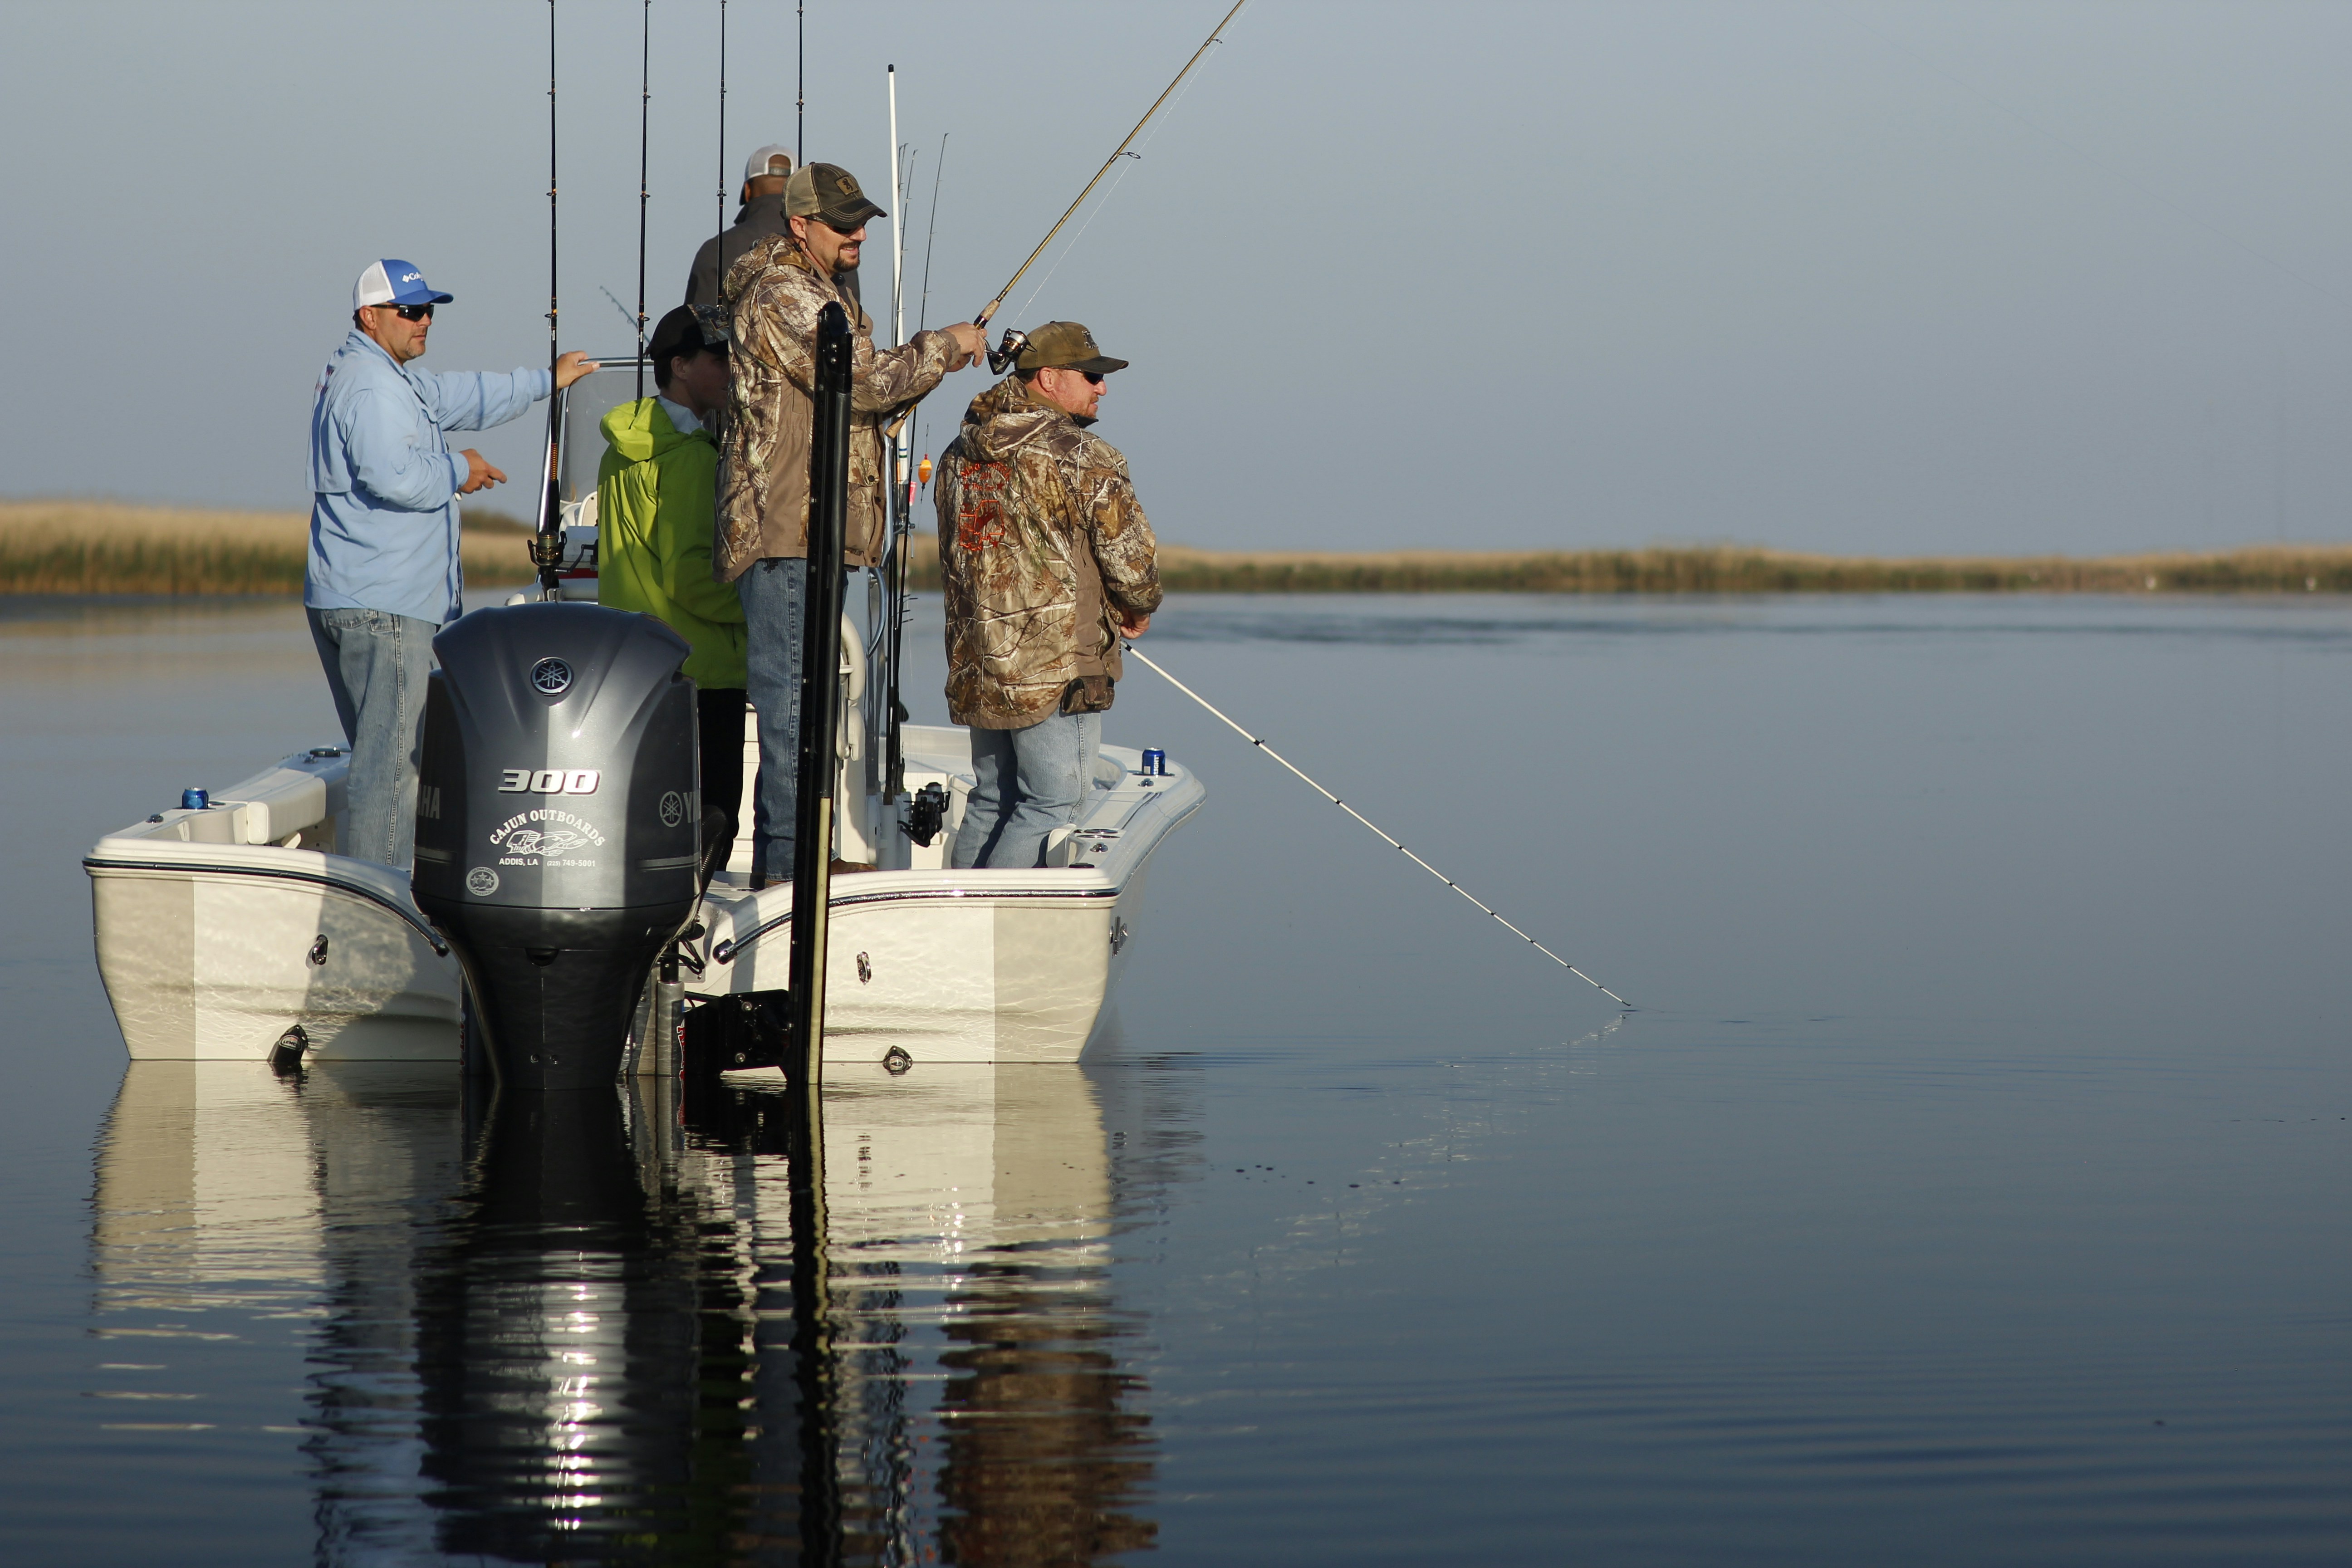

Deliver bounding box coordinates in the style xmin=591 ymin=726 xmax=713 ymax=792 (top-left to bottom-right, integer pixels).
xmin=785 ymin=162 xmax=886 ymax=230
xmin=1013 ymin=321 xmax=1129 ymax=375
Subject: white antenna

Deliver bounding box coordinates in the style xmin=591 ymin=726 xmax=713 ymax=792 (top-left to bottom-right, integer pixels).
xmin=887 ymin=66 xmax=906 ymax=350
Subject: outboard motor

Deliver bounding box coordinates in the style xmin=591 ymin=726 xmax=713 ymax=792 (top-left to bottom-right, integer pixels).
xmin=413 ymin=604 xmax=699 ymax=1090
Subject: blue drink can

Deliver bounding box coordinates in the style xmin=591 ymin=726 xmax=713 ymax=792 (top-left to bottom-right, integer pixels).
xmin=1140 ymin=748 xmax=1166 ymax=777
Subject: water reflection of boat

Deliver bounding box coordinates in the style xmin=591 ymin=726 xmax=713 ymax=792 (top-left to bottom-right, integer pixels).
xmin=88 ymin=1057 xmax=1156 ymax=1561
xmin=700 ymin=1062 xmax=1156 ymax=1560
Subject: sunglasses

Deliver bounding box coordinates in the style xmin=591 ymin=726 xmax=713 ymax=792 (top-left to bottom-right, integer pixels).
xmin=376 ymin=302 xmax=434 ymax=321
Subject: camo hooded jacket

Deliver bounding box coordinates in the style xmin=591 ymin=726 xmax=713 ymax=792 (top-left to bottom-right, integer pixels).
xmin=714 ymin=235 xmax=957 ymax=582
xmin=934 ymin=377 xmax=1162 ymax=729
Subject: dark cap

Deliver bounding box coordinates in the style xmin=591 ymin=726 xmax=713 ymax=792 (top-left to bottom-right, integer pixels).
xmin=648 ymin=304 xmax=729 ymax=374
xmin=1014 ymin=321 xmax=1128 ymax=376
xmin=785 ymin=162 xmax=886 ymax=230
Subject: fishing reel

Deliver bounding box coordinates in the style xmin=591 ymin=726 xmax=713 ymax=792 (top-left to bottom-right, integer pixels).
xmin=985 ymin=327 xmax=1029 ymax=377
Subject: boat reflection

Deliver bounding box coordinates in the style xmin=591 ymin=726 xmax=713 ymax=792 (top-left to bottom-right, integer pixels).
xmin=90 ymin=1054 xmax=1156 ymax=1564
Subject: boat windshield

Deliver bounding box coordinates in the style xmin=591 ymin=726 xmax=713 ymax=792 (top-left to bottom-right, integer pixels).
xmin=555 ymin=357 xmax=657 ymax=513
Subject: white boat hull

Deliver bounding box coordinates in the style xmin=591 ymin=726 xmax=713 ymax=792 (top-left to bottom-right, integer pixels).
xmin=87 ymin=845 xmax=463 ymax=1062
xmin=688 ymin=728 xmax=1202 ymax=1066
xmin=85 ymin=747 xmax=462 ymax=1062
xmin=85 ymin=727 xmax=1202 ymax=1066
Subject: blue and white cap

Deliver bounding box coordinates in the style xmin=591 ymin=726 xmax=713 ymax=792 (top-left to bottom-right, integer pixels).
xmin=352 ymin=259 xmax=454 ymax=311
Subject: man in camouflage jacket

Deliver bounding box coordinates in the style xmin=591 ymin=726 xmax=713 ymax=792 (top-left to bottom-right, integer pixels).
xmin=716 ymin=161 xmax=984 ymax=883
xmin=933 ymin=322 xmax=1162 ymax=869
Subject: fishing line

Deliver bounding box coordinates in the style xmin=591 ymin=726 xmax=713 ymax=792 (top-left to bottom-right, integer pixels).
xmin=1122 ymin=642 xmax=1635 ymax=1009
xmin=976 ymin=0 xmax=1250 ymax=336
xmin=1011 ymin=29 xmax=1229 ymax=323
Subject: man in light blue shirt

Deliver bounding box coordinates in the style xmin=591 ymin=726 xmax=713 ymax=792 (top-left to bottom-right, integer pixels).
xmin=307 ymin=257 xmax=596 ymax=867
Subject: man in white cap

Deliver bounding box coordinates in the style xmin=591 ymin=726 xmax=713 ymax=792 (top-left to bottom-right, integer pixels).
xmin=684 ymin=145 xmax=799 ymax=309
xmin=307 ymin=258 xmax=596 ymax=868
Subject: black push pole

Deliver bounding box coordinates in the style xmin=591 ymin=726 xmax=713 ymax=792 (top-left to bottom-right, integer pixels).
xmin=789 ymin=302 xmax=853 ymax=1086
xmin=786 ymin=311 xmax=850 ymax=1563
xmin=787 ymin=1080 xmax=838 ymax=1561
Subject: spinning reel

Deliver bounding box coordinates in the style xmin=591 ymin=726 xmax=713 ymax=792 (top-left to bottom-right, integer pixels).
xmin=985 ymin=327 xmax=1029 ymax=377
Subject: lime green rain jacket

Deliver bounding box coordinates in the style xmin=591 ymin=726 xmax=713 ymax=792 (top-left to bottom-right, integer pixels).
xmin=595 ymin=398 xmax=748 ymax=689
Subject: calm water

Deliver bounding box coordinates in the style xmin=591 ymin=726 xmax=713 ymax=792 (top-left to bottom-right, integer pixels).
xmin=3 ymin=591 xmax=2349 ymax=1564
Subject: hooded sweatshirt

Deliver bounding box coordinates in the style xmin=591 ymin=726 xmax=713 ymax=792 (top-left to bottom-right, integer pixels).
xmin=595 ymin=397 xmax=747 ymax=690
xmin=932 ymin=377 xmax=1162 ymax=729
xmin=715 ymin=235 xmax=957 ymax=581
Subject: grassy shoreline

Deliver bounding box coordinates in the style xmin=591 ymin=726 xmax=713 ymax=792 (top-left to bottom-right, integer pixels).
xmin=8 ymin=501 xmax=2352 ymax=597
xmin=0 ymin=501 xmax=539 ymax=596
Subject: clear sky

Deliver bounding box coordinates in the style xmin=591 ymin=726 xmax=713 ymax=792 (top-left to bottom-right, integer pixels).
xmin=6 ymin=0 xmax=2351 ymax=556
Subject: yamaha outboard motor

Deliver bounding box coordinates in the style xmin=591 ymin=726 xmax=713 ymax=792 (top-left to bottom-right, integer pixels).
xmin=413 ymin=604 xmax=699 ymax=1090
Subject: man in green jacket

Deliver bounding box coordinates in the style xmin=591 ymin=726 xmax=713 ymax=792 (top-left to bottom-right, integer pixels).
xmin=597 ymin=304 xmax=751 ymax=836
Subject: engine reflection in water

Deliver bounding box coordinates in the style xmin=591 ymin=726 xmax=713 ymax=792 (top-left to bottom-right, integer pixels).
xmin=413 ymin=1084 xmax=716 ymax=1558
xmin=91 ymin=1053 xmax=1161 ymax=1564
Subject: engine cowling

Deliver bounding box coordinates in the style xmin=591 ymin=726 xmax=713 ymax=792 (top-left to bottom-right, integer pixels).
xmin=413 ymin=603 xmax=699 ymax=1090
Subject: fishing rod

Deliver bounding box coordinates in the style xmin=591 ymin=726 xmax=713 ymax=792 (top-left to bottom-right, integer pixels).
xmin=881 ymin=67 xmax=914 ymax=798
xmin=916 ymin=132 xmax=946 ymax=335
xmin=634 ymin=0 xmax=650 ymax=400
xmin=1121 ymin=642 xmax=1635 ymax=1009
xmin=598 ymin=286 xmax=643 ymax=335
xmin=976 ymin=0 xmax=1247 ymax=372
xmin=531 ymin=0 xmax=564 ymax=595
xmin=714 ymin=0 xmax=727 ymax=280
xmin=889 ymin=122 xmax=947 ymax=797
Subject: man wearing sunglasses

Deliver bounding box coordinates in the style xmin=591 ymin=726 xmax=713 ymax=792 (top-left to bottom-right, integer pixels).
xmin=717 ymin=163 xmax=987 ymax=886
xmin=932 ymin=322 xmax=1161 ymax=870
xmin=307 ymin=257 xmax=597 ymax=869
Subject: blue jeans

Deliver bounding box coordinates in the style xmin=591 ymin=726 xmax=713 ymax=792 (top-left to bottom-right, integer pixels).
xmin=307 ymin=606 xmax=436 ymax=869
xmin=738 ymin=559 xmax=808 ymax=884
xmin=952 ymin=711 xmax=1101 ymax=870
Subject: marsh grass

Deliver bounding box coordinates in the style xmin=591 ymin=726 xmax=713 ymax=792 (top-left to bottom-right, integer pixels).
xmin=1145 ymin=542 xmax=2352 ymax=594
xmin=0 ymin=501 xmax=538 ymax=594
xmin=906 ymin=535 xmax=2352 ymax=594
xmin=10 ymin=502 xmax=2352 ymax=597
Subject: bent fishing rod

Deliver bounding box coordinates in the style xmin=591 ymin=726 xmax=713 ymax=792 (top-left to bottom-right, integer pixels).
xmin=1122 ymin=641 xmax=1635 ymax=1009
xmin=975 ymin=0 xmax=1247 ymax=372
